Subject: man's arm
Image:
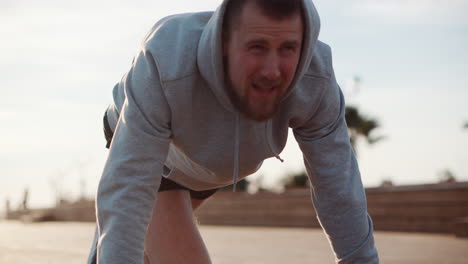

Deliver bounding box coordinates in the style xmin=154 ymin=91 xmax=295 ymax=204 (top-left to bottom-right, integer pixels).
xmin=95 ymin=48 xmax=172 ymax=263
xmin=293 ymin=70 xmax=379 ymax=263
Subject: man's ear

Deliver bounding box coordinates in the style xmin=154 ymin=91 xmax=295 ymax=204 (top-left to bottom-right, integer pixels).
xmin=222 ymin=31 xmax=228 ymax=57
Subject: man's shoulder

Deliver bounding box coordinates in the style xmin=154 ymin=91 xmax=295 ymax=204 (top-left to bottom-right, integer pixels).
xmin=302 ymin=40 xmax=334 ymax=80
xmin=286 ymin=41 xmax=337 ymax=125
xmin=140 ymin=12 xmax=213 ymax=82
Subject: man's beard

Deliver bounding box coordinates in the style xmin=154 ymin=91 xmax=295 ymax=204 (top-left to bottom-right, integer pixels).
xmin=225 ymin=77 xmax=284 ymax=122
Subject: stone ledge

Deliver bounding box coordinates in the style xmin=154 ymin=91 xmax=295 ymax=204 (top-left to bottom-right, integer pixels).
xmin=452 ymin=217 xmax=468 ymax=238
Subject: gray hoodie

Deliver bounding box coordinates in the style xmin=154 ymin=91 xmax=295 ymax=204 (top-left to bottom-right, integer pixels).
xmin=89 ymin=0 xmax=379 ymax=263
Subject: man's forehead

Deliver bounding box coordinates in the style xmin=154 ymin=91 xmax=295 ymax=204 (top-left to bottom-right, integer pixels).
xmin=236 ymin=1 xmax=304 ymax=33
xmin=237 ymin=16 xmax=304 ymax=41
xmin=243 ymin=25 xmax=303 ymax=35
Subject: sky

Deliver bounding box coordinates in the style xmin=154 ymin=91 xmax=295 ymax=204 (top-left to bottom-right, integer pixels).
xmin=1 ymin=0 xmax=467 ymax=209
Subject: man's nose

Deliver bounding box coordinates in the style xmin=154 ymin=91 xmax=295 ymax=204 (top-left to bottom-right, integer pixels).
xmin=260 ymin=53 xmax=281 ymax=81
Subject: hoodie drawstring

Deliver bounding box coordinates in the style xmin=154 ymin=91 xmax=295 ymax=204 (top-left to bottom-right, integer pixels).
xmin=266 ymin=120 xmax=284 ymax=163
xmin=232 ymin=118 xmax=285 ymax=192
xmin=232 ymin=113 xmax=240 ymax=192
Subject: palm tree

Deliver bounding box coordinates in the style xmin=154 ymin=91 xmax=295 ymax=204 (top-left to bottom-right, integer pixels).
xmin=345 ymin=106 xmax=385 ymax=155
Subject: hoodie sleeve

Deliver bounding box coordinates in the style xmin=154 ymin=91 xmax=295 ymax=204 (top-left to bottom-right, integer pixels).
xmin=293 ymin=71 xmax=379 ymax=263
xmin=95 ymin=47 xmax=172 ymax=263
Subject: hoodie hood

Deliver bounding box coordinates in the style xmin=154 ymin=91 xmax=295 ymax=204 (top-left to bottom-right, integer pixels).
xmin=197 ymin=0 xmax=321 ymax=114
xmin=196 ymin=0 xmax=321 ymax=190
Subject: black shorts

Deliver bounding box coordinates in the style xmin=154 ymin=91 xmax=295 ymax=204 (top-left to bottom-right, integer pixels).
xmin=102 ymin=110 xmax=218 ymax=200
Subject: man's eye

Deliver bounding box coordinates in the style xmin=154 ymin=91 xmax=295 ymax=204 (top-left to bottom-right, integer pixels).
xmin=283 ymin=46 xmax=296 ymax=52
xmin=250 ymin=45 xmax=265 ymax=51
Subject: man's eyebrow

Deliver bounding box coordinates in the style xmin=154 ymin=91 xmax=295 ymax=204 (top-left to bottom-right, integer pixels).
xmin=245 ymin=39 xmax=269 ymax=46
xmin=244 ymin=39 xmax=301 ymax=46
xmin=282 ymin=40 xmax=301 ymax=47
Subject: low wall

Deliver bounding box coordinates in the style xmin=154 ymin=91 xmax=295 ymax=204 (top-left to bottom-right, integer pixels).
xmin=196 ymin=182 xmax=468 ymax=235
xmin=366 ymin=183 xmax=468 ymax=234
xmin=6 ymin=183 xmax=468 ymax=235
xmin=196 ymin=189 xmax=320 ymax=228
xmin=5 ymin=201 xmax=96 ymax=223
xmin=52 ymin=201 xmax=96 ymax=222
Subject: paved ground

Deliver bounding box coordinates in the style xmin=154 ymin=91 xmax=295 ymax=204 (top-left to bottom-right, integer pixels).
xmin=0 ymin=221 xmax=467 ymax=263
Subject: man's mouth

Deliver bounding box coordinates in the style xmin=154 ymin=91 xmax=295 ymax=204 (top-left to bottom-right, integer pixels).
xmin=252 ymin=83 xmax=276 ymax=97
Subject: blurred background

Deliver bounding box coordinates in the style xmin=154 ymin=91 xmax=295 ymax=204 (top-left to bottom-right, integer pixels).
xmin=1 ymin=1 xmax=468 ymax=263
xmin=1 ymin=0 xmax=467 ymax=210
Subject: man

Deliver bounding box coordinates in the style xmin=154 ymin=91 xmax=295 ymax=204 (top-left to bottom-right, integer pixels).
xmin=88 ymin=0 xmax=379 ymax=263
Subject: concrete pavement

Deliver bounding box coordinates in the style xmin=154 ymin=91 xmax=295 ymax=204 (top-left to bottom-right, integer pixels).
xmin=0 ymin=221 xmax=467 ymax=263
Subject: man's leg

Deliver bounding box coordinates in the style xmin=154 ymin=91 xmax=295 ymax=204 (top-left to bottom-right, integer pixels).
xmin=144 ymin=189 xmax=211 ymax=264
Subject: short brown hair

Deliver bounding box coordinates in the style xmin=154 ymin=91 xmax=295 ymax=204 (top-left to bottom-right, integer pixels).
xmin=223 ymin=0 xmax=304 ymax=38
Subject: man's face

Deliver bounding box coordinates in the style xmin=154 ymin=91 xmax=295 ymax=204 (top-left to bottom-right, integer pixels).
xmin=223 ymin=1 xmax=304 ymax=122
